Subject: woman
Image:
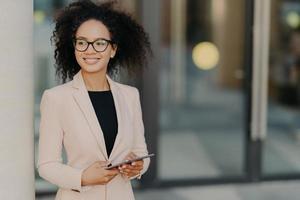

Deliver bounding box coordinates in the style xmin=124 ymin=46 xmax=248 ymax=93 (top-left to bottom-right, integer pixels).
xmin=37 ymin=1 xmax=151 ymax=199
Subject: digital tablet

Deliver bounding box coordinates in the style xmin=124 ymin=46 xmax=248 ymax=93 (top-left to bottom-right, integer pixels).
xmin=105 ymin=153 xmax=155 ymax=169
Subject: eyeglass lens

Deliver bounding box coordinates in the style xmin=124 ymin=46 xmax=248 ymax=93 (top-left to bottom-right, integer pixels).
xmin=75 ymin=39 xmax=109 ymax=52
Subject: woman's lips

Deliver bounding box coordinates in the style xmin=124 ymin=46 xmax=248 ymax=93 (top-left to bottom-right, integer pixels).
xmin=83 ymin=58 xmax=100 ymax=65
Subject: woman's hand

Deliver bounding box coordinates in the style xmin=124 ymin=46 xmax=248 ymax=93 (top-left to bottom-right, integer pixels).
xmin=118 ymin=152 xmax=144 ymax=179
xmin=81 ymin=161 xmax=119 ymax=186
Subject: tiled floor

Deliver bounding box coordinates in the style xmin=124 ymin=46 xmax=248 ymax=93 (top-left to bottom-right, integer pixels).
xmin=37 ymin=180 xmax=300 ymax=200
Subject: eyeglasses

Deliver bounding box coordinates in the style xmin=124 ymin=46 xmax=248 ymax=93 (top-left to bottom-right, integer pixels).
xmin=73 ymin=38 xmax=114 ymax=52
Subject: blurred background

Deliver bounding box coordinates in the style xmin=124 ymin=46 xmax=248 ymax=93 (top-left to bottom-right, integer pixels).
xmin=33 ymin=0 xmax=300 ymax=199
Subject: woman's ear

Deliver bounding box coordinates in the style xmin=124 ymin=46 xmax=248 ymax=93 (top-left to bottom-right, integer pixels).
xmin=113 ymin=44 xmax=118 ymax=51
xmin=111 ymin=45 xmax=118 ymax=58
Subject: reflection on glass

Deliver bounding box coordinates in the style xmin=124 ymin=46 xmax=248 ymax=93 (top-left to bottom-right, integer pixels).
xmin=158 ymin=0 xmax=246 ymax=179
xmin=265 ymin=0 xmax=300 ymax=175
xmin=192 ymin=42 xmax=220 ymax=70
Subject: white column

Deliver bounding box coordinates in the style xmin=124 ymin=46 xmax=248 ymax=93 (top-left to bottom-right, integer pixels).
xmin=251 ymin=0 xmax=271 ymax=141
xmin=0 ymin=1 xmax=35 ymax=199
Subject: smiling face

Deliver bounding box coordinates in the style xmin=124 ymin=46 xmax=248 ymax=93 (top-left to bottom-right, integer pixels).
xmin=74 ymin=19 xmax=117 ymax=74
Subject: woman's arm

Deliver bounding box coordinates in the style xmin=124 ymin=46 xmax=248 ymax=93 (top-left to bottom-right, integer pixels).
xmin=37 ymin=90 xmax=90 ymax=192
xmin=130 ymin=88 xmax=150 ymax=177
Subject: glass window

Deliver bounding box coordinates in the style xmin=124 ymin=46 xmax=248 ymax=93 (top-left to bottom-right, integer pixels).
xmin=264 ymin=0 xmax=300 ymax=175
xmin=158 ymin=0 xmax=247 ymax=179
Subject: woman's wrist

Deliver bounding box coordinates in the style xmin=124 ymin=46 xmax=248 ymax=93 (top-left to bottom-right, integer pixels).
xmin=81 ymin=174 xmax=86 ymax=186
xmin=81 ymin=170 xmax=90 ymax=186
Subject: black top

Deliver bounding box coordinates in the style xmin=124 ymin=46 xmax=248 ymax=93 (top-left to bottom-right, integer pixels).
xmin=88 ymin=90 xmax=118 ymax=158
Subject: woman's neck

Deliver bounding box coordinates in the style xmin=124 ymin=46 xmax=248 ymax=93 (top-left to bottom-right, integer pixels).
xmin=81 ymin=70 xmax=110 ymax=91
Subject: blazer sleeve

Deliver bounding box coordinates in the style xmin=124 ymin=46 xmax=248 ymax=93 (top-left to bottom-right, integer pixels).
xmin=37 ymin=90 xmax=91 ymax=192
xmin=130 ymin=88 xmax=150 ymax=178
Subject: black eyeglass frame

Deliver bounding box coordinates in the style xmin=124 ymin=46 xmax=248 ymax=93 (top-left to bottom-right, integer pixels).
xmin=73 ymin=38 xmax=115 ymax=52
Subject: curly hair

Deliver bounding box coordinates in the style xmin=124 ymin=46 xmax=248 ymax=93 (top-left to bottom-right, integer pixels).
xmin=51 ymin=0 xmax=152 ymax=83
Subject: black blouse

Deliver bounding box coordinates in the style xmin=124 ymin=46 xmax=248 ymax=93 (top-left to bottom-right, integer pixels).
xmin=88 ymin=90 xmax=118 ymax=158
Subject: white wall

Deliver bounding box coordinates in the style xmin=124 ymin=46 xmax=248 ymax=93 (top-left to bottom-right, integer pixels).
xmin=0 ymin=1 xmax=35 ymax=199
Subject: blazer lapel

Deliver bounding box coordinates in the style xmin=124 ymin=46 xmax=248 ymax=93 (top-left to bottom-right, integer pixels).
xmin=72 ymin=70 xmax=108 ymax=160
xmin=106 ymin=75 xmax=124 ymax=161
xmin=71 ymin=70 xmax=125 ymax=162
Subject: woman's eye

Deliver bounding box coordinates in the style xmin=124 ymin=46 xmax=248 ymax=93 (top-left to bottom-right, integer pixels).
xmin=95 ymin=41 xmax=106 ymax=46
xmin=77 ymin=41 xmax=85 ymax=45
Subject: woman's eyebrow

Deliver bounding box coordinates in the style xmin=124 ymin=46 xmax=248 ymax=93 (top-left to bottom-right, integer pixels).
xmin=76 ymin=36 xmax=107 ymax=40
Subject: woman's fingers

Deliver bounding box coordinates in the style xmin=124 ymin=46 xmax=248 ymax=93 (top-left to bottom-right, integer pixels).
xmin=122 ymin=171 xmax=139 ymax=178
xmin=131 ymin=160 xmax=143 ymax=167
xmin=126 ymin=170 xmax=140 ymax=175
xmin=104 ymin=169 xmax=119 ymax=182
xmin=124 ymin=160 xmax=143 ymax=169
xmin=105 ymin=168 xmax=119 ymax=175
xmin=117 ymin=152 xmax=145 ymax=178
xmin=120 ymin=165 xmax=143 ymax=172
xmin=118 ymin=165 xmax=142 ymax=178
xmin=121 ymin=160 xmax=143 ymax=168
xmin=119 ymin=159 xmax=143 ymax=172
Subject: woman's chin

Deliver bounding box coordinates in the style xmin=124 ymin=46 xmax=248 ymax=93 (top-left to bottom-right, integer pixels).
xmin=81 ymin=65 xmax=107 ymax=74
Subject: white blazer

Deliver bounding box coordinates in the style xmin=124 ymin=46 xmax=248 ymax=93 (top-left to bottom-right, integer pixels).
xmin=37 ymin=70 xmax=150 ymax=200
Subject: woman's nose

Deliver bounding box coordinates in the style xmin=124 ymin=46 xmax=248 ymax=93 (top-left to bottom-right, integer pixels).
xmin=85 ymin=43 xmax=97 ymax=53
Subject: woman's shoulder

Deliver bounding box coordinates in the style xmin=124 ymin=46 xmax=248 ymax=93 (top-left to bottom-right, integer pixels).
xmin=42 ymin=81 xmax=73 ymax=100
xmin=114 ymin=82 xmax=139 ymax=97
